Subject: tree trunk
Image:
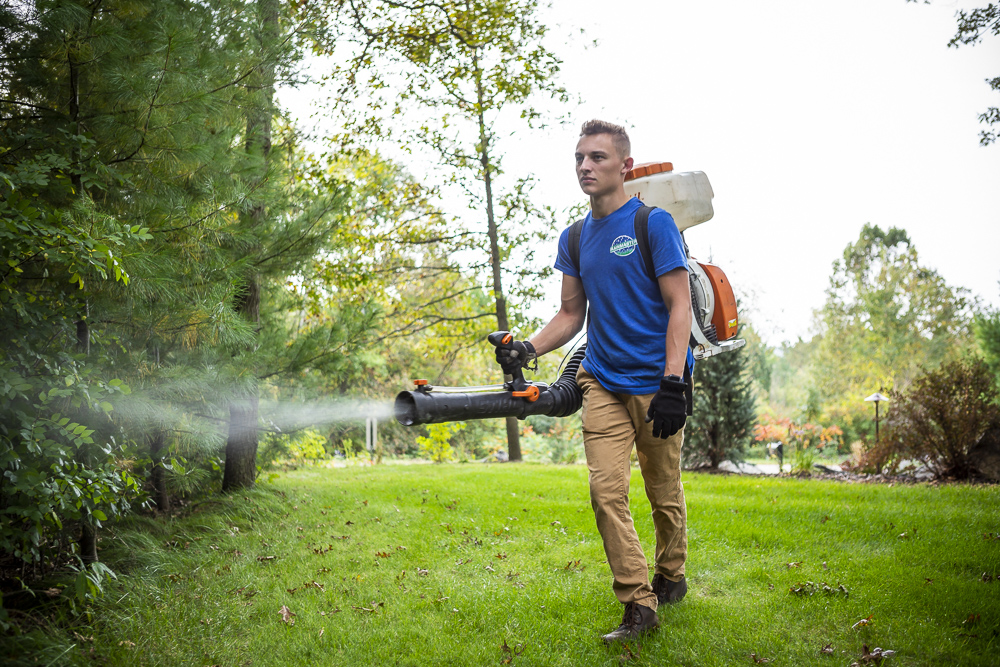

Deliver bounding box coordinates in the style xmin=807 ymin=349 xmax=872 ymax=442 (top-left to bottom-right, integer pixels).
xmin=474 ymin=52 xmax=520 ymax=462
xmin=223 ymin=398 xmax=260 ymax=491
xmin=79 ymin=523 xmax=98 ymax=565
xmin=148 ymin=429 xmax=169 ymax=513
xmin=222 ymin=0 xmax=277 ymax=489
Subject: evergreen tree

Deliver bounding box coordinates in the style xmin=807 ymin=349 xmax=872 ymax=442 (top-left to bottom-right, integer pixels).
xmin=684 ymin=331 xmax=756 ymax=469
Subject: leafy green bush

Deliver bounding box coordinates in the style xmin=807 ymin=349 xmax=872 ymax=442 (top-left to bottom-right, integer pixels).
xmin=0 ymin=351 xmax=143 ymax=566
xmin=417 ymin=422 xmax=464 ymax=463
xmin=885 ymin=357 xmax=999 ymax=479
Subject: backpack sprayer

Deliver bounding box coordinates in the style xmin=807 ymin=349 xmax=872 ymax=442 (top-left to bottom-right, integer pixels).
xmin=394 ymin=163 xmax=745 ymax=428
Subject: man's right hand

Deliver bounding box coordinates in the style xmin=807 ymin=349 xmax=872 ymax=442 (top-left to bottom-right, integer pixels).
xmin=496 ymin=339 xmax=537 ymax=375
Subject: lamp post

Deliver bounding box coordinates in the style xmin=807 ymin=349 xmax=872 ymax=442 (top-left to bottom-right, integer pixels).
xmin=864 ymin=391 xmax=889 ymax=446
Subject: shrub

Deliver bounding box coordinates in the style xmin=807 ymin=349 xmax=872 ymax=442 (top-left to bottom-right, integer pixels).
xmin=0 ymin=353 xmax=142 ymax=568
xmin=885 ymin=357 xmax=999 ymax=479
xmin=417 ymin=422 xmax=464 ymax=463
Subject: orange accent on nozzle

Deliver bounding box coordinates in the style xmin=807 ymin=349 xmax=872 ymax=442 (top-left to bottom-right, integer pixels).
xmin=414 ymin=379 xmax=428 ymax=386
xmin=625 ymin=161 xmax=673 ymax=182
xmin=512 ymin=385 xmax=540 ymax=402
xmin=502 ymin=333 xmax=513 ymax=344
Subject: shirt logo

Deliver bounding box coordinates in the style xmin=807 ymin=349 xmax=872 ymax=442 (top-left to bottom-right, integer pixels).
xmin=610 ymin=235 xmax=637 ymax=257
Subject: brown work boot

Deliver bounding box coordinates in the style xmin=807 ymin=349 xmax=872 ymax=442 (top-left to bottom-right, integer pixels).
xmin=652 ymin=573 xmax=687 ymax=605
xmin=600 ymin=601 xmax=659 ymax=643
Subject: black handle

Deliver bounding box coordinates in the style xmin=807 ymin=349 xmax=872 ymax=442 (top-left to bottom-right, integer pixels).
xmin=487 ymin=330 xmax=529 ymax=393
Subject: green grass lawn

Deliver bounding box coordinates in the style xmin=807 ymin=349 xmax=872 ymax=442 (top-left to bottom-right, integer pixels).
xmin=43 ymin=464 xmax=1000 ymax=665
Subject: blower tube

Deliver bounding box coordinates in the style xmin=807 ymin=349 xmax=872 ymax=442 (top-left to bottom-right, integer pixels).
xmin=394 ymin=344 xmax=587 ymax=426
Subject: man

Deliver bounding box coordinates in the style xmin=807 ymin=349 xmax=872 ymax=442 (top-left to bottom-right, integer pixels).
xmin=497 ymin=120 xmax=693 ymax=642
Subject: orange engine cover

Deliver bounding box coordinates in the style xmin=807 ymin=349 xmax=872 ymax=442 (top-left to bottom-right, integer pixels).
xmin=697 ymin=261 xmax=738 ymax=341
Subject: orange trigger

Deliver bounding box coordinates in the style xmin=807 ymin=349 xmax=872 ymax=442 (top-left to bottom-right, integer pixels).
xmin=512 ymin=385 xmax=540 ymax=402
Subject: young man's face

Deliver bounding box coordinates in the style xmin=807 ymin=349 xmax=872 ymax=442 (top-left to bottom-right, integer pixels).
xmin=575 ymin=133 xmax=630 ymax=198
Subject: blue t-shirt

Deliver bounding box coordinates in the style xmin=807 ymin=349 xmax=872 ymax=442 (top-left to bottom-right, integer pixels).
xmin=554 ymin=197 xmax=695 ymax=395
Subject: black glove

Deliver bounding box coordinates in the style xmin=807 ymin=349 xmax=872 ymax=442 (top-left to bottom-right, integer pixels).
xmin=496 ymin=339 xmax=537 ymax=375
xmin=645 ymin=375 xmax=688 ymax=439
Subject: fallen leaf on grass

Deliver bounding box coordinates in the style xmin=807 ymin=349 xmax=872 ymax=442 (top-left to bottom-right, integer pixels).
xmin=500 ymin=640 xmax=525 ymax=664
xmin=787 ymin=561 xmax=803 ymax=568
xmin=375 ymin=551 xmax=390 ymax=558
xmin=257 ymin=555 xmax=275 ymax=562
xmin=496 ymin=552 xmax=508 ymax=560
xmin=279 ymin=605 xmax=296 ymax=625
xmin=820 ymin=643 xmax=834 ymax=655
xmin=858 ymin=644 xmax=895 ymax=664
xmin=619 ymin=644 xmax=640 ymax=661
xmin=789 ymin=581 xmax=848 ymax=597
xmin=749 ymin=652 xmax=771 ymax=663
xmin=852 ymin=615 xmax=874 ymax=629
xmin=416 ymin=568 xmax=429 ymax=576
xmin=485 ymin=565 xmax=495 ymax=572
xmin=118 ymin=640 xmax=136 ymax=648
xmin=821 ymin=515 xmax=830 ymax=524
xmin=924 ymin=578 xmax=933 ymax=585
xmin=962 ymin=613 xmax=980 ymax=627
xmin=319 ymin=627 xmax=324 ymax=638
xmin=981 ymin=572 xmax=995 ymax=582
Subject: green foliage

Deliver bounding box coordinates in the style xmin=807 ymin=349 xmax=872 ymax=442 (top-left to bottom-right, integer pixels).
xmin=684 ymin=333 xmax=757 ymax=469
xmin=809 ymin=224 xmax=971 ymax=444
xmin=947 ymin=4 xmax=1000 ymax=146
xmin=0 ymin=355 xmax=143 ymax=564
xmin=417 ymin=422 xmax=465 ymax=463
xmin=518 ymin=417 xmax=583 ymax=464
xmin=973 ymin=299 xmax=1000 ymax=391
xmin=885 ymin=356 xmax=999 ymax=479
xmin=304 ymin=0 xmax=568 ymax=340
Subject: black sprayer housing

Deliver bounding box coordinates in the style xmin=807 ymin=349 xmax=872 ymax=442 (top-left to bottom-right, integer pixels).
xmin=394 ymin=345 xmax=587 ymax=426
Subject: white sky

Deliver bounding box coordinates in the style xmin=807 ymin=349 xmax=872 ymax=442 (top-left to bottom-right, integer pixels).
xmin=281 ymin=0 xmax=1000 ymax=346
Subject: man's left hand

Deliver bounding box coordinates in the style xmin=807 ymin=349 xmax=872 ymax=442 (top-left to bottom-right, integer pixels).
xmin=646 ymin=375 xmax=687 ymax=439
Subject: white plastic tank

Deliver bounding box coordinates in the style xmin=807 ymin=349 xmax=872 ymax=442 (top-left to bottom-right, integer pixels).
xmin=622 ymin=162 xmax=714 ymax=231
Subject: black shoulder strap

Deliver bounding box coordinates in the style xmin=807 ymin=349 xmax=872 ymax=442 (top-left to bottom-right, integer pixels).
xmin=568 ymin=217 xmax=585 ymax=276
xmin=633 ymin=205 xmax=656 ymax=284
xmin=566 ymin=217 xmax=589 ymax=331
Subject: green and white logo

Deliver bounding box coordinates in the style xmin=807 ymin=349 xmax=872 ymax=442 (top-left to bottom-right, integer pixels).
xmin=610 ymin=235 xmax=637 ymax=257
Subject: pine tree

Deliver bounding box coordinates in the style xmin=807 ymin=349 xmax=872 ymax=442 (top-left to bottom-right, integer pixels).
xmin=684 ymin=333 xmax=757 ymax=469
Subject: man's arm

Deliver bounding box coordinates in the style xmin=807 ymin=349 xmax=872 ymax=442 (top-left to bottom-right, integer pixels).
xmin=658 ymin=267 xmax=692 ymax=376
xmin=529 ymin=274 xmax=587 ymax=356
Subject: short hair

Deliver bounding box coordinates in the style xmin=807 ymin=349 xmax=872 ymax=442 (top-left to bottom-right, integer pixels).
xmin=580 ymin=119 xmax=630 ymax=159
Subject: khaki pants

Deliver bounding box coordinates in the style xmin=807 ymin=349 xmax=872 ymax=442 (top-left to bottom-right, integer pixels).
xmin=578 ymin=366 xmax=688 ymax=610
